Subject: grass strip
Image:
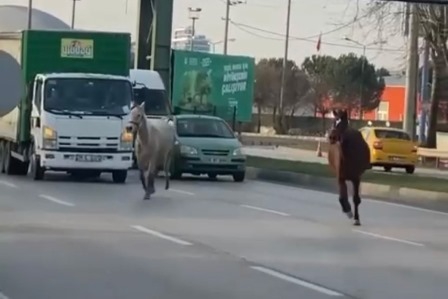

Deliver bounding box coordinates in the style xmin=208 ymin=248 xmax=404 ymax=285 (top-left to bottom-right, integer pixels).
xmin=247 ymin=155 xmax=448 ymax=193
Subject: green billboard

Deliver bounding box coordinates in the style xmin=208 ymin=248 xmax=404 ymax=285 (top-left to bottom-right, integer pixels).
xmin=171 ymin=50 xmax=254 ymax=122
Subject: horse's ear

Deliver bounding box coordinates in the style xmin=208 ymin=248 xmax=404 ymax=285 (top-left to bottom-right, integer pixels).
xmin=332 ymin=110 xmax=338 ymax=117
xmin=139 ymin=101 xmax=145 ymax=109
xmin=340 ymin=110 xmax=348 ymax=120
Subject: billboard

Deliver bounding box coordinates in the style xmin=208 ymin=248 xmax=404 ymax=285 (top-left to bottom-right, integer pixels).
xmin=171 ymin=50 xmax=255 ymax=122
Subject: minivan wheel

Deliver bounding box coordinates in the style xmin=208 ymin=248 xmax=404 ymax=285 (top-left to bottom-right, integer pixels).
xmin=405 ymin=166 xmax=415 ymax=174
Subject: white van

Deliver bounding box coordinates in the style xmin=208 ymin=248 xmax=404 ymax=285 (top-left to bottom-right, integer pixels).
xmin=129 ymin=69 xmax=172 ymax=116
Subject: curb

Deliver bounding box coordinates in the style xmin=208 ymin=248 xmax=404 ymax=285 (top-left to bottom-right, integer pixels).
xmin=246 ymin=167 xmax=448 ymax=210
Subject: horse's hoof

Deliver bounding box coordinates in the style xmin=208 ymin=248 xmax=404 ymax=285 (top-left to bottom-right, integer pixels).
xmin=353 ymin=219 xmax=361 ymax=226
xmin=143 ymin=195 xmax=151 ymax=200
xmin=345 ymin=211 xmax=354 ymax=219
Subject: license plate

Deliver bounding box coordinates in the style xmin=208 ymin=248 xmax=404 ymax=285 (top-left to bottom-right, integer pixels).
xmin=389 ymin=156 xmax=403 ymax=161
xmin=75 ymin=155 xmax=102 ymax=162
xmin=209 ymin=158 xmax=225 ymax=163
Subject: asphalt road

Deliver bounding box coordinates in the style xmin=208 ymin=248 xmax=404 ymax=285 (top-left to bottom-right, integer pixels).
xmin=1 ymin=171 xmax=448 ymax=299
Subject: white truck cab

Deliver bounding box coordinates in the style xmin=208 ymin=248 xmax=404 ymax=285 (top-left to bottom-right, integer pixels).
xmin=29 ymin=72 xmax=134 ymax=182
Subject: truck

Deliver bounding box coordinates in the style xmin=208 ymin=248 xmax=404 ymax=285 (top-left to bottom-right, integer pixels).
xmin=0 ymin=29 xmax=134 ymax=183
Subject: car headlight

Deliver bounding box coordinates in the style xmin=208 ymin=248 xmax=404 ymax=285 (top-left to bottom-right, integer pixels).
xmin=120 ymin=129 xmax=133 ymax=150
xmin=180 ymin=145 xmax=198 ymax=155
xmin=232 ymin=147 xmax=243 ymax=156
xmin=42 ymin=126 xmax=57 ymax=149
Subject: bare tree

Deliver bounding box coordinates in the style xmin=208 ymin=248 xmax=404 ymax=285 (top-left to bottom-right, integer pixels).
xmin=367 ymin=1 xmax=448 ymax=148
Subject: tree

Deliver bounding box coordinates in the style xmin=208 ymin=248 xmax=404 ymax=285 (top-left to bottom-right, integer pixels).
xmin=367 ymin=1 xmax=448 ymax=147
xmin=302 ymin=55 xmax=337 ymax=132
xmin=331 ymin=53 xmax=385 ymax=118
xmin=254 ymin=58 xmax=311 ymax=134
xmin=376 ymin=67 xmax=391 ymax=77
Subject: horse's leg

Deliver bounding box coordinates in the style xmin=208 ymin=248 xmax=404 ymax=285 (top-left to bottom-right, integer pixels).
xmin=139 ymin=169 xmax=146 ymax=191
xmin=351 ymin=178 xmax=362 ymax=226
xmin=164 ymin=150 xmax=172 ymax=190
xmin=338 ymin=178 xmax=353 ymax=219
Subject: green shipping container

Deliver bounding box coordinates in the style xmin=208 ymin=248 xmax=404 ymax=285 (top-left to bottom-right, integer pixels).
xmin=0 ymin=29 xmax=131 ymax=143
xmin=22 ymin=30 xmax=131 ymax=84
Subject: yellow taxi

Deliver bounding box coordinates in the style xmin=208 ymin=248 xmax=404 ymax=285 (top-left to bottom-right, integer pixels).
xmin=359 ymin=126 xmax=418 ymax=174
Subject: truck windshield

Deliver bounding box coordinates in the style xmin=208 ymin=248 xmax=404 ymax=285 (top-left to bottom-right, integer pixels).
xmin=43 ymin=78 xmax=133 ymax=116
xmin=132 ymin=86 xmax=171 ymax=116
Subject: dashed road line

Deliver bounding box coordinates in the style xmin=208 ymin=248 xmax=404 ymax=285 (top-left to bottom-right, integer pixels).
xmin=353 ymin=229 xmax=425 ymax=247
xmin=131 ymin=225 xmax=193 ymax=246
xmin=240 ymin=204 xmax=290 ymax=217
xmin=251 ymin=266 xmax=344 ymax=297
xmin=0 ymin=180 xmax=17 ymax=188
xmin=169 ymin=188 xmax=195 ymax=196
xmin=39 ymin=194 xmax=75 ymax=207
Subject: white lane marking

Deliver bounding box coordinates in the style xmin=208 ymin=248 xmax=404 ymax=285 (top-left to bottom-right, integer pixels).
xmin=0 ymin=180 xmax=17 ymax=188
xmin=169 ymin=188 xmax=195 ymax=196
xmin=39 ymin=194 xmax=75 ymax=207
xmin=368 ymin=200 xmax=448 ymax=217
xmin=252 ymin=181 xmax=448 ymax=217
xmin=353 ymin=229 xmax=425 ymax=247
xmin=241 ymin=204 xmax=290 ymax=217
xmin=251 ymin=266 xmax=343 ymax=297
xmin=131 ymin=225 xmax=193 ymax=246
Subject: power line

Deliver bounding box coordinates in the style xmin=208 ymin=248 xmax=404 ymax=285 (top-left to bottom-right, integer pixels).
xmin=230 ymin=20 xmax=404 ymax=52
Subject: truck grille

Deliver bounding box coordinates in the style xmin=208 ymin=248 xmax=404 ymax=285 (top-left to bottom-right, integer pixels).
xmin=201 ymin=149 xmax=229 ymax=156
xmin=58 ymin=136 xmax=119 ymax=153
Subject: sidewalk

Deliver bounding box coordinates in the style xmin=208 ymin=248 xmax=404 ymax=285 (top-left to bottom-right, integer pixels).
xmin=243 ymin=146 xmax=448 ymax=180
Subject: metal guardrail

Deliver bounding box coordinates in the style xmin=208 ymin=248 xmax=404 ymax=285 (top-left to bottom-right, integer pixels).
xmin=241 ymin=133 xmax=448 ymax=170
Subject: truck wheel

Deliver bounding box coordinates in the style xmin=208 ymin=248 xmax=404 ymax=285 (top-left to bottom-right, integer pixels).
xmin=29 ymin=145 xmax=44 ymax=180
xmin=0 ymin=141 xmax=5 ymax=173
xmin=112 ymin=170 xmax=127 ymax=183
xmin=232 ymin=171 xmax=245 ymax=182
xmin=4 ymin=142 xmax=18 ymax=175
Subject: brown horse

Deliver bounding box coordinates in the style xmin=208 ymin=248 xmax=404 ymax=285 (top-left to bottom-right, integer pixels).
xmin=327 ymin=109 xmax=371 ymax=226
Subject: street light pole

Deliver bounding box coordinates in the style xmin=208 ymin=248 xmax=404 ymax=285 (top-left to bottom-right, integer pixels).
xmin=188 ymin=7 xmax=201 ymax=51
xmin=71 ymin=0 xmax=81 ymax=29
xmin=27 ymin=0 xmax=33 ymax=29
xmin=279 ymin=0 xmax=292 ymax=113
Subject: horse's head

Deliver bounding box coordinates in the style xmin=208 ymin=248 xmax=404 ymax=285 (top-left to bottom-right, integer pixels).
xmin=329 ymin=109 xmax=349 ymax=143
xmin=127 ymin=102 xmax=146 ymax=135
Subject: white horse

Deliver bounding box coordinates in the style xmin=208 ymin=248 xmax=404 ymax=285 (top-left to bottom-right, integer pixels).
xmin=128 ymin=102 xmax=175 ymax=200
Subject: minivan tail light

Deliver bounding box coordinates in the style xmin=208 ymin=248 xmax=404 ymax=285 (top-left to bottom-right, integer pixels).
xmin=373 ymin=140 xmax=383 ymax=150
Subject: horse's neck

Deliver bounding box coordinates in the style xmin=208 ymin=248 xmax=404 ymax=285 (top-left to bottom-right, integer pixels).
xmin=137 ymin=119 xmax=150 ymax=145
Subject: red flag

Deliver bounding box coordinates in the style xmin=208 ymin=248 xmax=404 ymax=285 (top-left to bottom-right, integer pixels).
xmin=316 ymin=33 xmax=322 ymax=52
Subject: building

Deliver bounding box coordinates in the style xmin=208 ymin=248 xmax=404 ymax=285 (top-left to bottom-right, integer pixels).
xmin=172 ymin=26 xmax=211 ymax=52
xmin=0 ymin=5 xmax=70 ymax=30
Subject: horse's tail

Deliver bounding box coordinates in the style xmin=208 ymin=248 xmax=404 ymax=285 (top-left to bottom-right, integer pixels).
xmin=164 ymin=149 xmax=172 ymax=190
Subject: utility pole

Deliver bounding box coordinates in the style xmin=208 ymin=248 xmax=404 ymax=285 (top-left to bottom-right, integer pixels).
xmin=419 ymin=39 xmax=430 ymax=144
xmin=224 ymin=0 xmax=230 ymax=54
xmin=188 ymin=7 xmax=201 ymax=51
xmin=403 ymin=3 xmax=419 ymax=139
xmin=279 ymin=0 xmax=292 ymax=113
xmin=27 ymin=0 xmax=33 ymax=29
xmin=223 ymin=0 xmax=244 ymax=55
xmin=71 ymin=0 xmax=81 ymax=29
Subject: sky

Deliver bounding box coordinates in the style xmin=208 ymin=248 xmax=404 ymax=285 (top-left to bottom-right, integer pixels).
xmin=0 ymin=0 xmax=410 ymax=70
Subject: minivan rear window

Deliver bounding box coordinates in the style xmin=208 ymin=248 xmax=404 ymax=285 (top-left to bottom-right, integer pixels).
xmin=374 ymin=129 xmax=411 ymax=140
